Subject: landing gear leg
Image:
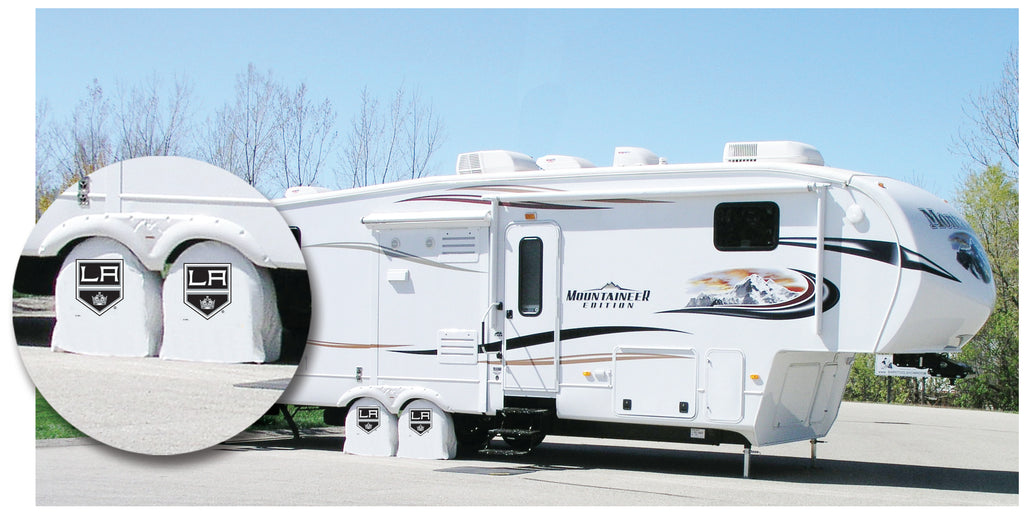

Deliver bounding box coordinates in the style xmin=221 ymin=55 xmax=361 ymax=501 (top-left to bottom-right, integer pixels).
xmin=809 ymin=438 xmax=826 ymax=469
xmin=743 ymin=445 xmax=752 ymax=479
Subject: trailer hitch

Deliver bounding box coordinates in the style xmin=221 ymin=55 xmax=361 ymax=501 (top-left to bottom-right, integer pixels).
xmin=892 ymin=353 xmax=976 ymax=382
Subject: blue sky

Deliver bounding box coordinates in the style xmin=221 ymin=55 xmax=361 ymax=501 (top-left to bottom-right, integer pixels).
xmin=32 ymin=8 xmax=1018 ymax=200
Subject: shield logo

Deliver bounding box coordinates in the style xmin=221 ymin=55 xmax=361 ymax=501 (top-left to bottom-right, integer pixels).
xmin=75 ymin=259 xmax=123 ymax=315
xmin=356 ymin=407 xmax=380 ymax=433
xmin=409 ymin=409 xmax=432 ymax=435
xmin=183 ymin=264 xmax=231 ymax=319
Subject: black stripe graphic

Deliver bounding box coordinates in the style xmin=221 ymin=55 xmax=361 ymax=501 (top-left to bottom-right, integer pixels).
xmin=778 ymin=237 xmax=960 ymax=283
xmin=399 ymin=193 xmax=608 ymax=211
xmin=391 ymin=326 xmax=689 ymax=356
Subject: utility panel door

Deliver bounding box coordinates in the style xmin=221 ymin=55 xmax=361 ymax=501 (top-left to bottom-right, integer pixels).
xmin=705 ymin=349 xmax=745 ymax=423
xmin=503 ymin=223 xmax=561 ymax=396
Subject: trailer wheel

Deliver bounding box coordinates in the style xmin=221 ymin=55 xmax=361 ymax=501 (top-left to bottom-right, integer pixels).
xmin=502 ymin=432 xmax=545 ymax=451
xmin=453 ymin=414 xmax=494 ymax=454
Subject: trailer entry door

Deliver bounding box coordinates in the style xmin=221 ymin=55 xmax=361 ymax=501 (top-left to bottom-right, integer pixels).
xmin=503 ymin=223 xmax=561 ymax=396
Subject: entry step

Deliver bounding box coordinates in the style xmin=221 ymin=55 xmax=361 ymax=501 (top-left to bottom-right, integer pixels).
xmin=489 ymin=428 xmax=544 ymax=438
xmin=478 ymin=448 xmax=531 ymax=456
xmin=499 ymin=407 xmax=552 ymax=416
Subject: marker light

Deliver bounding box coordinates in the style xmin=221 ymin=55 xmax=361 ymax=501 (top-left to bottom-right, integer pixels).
xmin=583 ymin=371 xmax=592 ymax=377
xmin=750 ymin=374 xmax=761 ymax=380
xmin=525 ymin=212 xmax=537 ymax=220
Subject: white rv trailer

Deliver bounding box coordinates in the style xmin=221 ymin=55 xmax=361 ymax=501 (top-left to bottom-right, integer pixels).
xmin=274 ymin=141 xmax=995 ymax=461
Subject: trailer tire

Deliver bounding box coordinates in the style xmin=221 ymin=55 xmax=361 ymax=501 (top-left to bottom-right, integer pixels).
xmin=453 ymin=415 xmax=493 ymax=454
xmin=160 ymin=241 xmax=282 ymax=363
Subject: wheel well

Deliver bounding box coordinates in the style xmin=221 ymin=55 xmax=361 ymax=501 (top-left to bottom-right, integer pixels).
xmin=14 ymin=236 xmax=124 ymax=295
xmin=164 ymin=238 xmax=206 ymax=266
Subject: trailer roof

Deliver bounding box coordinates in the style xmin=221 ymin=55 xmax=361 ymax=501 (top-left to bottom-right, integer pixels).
xmin=273 ymin=160 xmax=867 ymax=209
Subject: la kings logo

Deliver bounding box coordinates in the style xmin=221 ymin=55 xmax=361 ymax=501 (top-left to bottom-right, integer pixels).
xmin=356 ymin=407 xmax=380 ymax=433
xmin=76 ymin=259 xmax=123 ymax=315
xmin=183 ymin=264 xmax=231 ymax=319
xmin=409 ymin=409 xmax=432 ymax=435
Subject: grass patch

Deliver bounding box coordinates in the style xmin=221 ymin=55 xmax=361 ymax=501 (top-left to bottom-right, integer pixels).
xmin=36 ymin=390 xmax=86 ymax=440
xmin=247 ymin=405 xmax=326 ymax=431
xmin=37 ymin=391 xmax=325 ymax=440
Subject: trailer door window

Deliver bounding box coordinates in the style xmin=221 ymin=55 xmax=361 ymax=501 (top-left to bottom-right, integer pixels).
xmin=518 ymin=237 xmax=543 ymax=316
xmin=714 ymin=202 xmax=779 ymax=251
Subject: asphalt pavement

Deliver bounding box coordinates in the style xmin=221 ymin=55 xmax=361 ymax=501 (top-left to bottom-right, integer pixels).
xmin=34 ymin=401 xmax=1018 ymax=505
xmin=22 ymin=345 xmax=296 ymax=455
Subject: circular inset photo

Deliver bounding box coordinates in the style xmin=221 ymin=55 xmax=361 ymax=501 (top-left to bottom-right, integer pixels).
xmin=13 ymin=157 xmax=311 ymax=455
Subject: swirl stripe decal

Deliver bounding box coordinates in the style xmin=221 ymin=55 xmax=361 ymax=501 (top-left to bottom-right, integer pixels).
xmin=778 ymin=237 xmax=959 ymax=282
xmin=305 ymin=242 xmax=483 ymax=273
xmin=389 ymin=326 xmax=690 ymax=357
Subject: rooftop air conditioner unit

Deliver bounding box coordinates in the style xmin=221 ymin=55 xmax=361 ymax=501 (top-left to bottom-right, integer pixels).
xmin=723 ymin=141 xmax=825 ymax=166
xmin=456 ymin=150 xmax=540 ymax=175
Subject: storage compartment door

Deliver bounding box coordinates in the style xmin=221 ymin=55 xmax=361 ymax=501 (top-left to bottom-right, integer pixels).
xmin=613 ymin=347 xmax=697 ymax=418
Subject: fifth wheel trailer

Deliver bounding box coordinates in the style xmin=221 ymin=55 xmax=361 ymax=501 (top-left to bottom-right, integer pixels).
xmin=274 ymin=141 xmax=994 ymax=463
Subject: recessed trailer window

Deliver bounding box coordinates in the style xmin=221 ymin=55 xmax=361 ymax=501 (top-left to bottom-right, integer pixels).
xmin=518 ymin=237 xmax=543 ymax=316
xmin=714 ymin=202 xmax=780 ymax=251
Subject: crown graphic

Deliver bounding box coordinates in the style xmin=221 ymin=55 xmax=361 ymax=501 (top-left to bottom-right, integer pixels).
xmin=92 ymin=292 xmax=107 ymax=306
xmin=199 ymin=296 xmax=216 ymax=310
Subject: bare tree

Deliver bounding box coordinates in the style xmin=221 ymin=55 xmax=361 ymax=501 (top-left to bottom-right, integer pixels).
xmin=115 ymin=74 xmax=195 ymax=159
xmin=199 ymin=106 xmax=245 ymax=179
xmin=955 ymin=48 xmax=1019 ymax=179
xmin=340 ymin=85 xmax=446 ymax=187
xmin=403 ymin=89 xmax=446 ymax=180
xmin=35 ymin=100 xmax=61 ymax=218
xmin=379 ymin=85 xmax=406 ymax=184
xmin=44 ymin=79 xmax=113 ymax=189
xmin=34 ymin=81 xmax=112 ymax=217
xmin=277 ymin=83 xmax=338 ymax=190
xmin=342 ymin=86 xmax=383 ymax=188
xmin=202 ymin=64 xmax=281 ymax=194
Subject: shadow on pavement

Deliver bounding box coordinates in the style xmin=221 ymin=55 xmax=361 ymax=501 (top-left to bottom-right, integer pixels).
xmin=475 ymin=441 xmax=1020 ymax=495
xmin=224 ymin=430 xmax=1018 ymax=495
xmin=220 ymin=428 xmax=346 ymax=453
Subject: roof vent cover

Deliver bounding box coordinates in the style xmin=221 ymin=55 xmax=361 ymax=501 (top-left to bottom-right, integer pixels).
xmin=613 ymin=147 xmax=662 ymax=167
xmin=536 ymin=155 xmax=597 ymax=170
xmin=724 ymin=141 xmax=824 ymax=166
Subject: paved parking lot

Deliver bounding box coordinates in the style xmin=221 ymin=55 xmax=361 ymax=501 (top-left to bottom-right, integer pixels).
xmin=21 ymin=345 xmax=295 ymax=455
xmin=35 ymin=401 xmax=1018 ymax=505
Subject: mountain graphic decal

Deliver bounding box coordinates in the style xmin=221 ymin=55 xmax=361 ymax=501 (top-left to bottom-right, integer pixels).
xmin=686 ymin=274 xmax=799 ymax=307
xmin=660 ymin=268 xmax=839 ymax=320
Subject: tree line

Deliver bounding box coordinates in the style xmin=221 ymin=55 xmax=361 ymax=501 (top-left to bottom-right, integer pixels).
xmin=844 ymin=49 xmax=1019 ymax=412
xmin=35 ymin=63 xmax=446 ymax=216
xmin=34 ymin=54 xmax=1017 ymax=413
